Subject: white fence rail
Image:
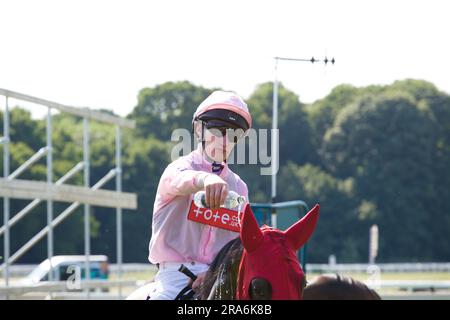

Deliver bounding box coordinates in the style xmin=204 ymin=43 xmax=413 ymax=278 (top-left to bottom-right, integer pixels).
xmin=307 ymin=262 xmax=450 ymax=273
xmin=365 ymin=280 xmax=450 ymax=290
xmin=6 ymin=262 xmax=450 ymax=278
xmin=4 ymin=263 xmax=158 ymax=277
xmin=2 ymin=263 xmax=450 ymax=300
xmin=0 ymin=279 xmax=147 ymax=300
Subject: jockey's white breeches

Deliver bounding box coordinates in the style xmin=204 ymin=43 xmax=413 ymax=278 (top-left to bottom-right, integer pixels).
xmin=127 ymin=261 xmax=209 ymax=300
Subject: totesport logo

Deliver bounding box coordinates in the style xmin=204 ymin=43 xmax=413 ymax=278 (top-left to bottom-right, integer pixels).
xmin=187 ymin=201 xmax=242 ymax=232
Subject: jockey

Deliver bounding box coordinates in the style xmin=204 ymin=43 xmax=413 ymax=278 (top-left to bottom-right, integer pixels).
xmin=146 ymin=90 xmax=252 ymax=300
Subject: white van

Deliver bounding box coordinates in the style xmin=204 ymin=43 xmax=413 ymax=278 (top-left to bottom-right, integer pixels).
xmin=20 ymin=255 xmax=109 ymax=286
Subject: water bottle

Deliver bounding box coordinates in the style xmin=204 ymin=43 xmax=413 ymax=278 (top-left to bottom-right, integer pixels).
xmin=194 ymin=190 xmax=246 ymax=209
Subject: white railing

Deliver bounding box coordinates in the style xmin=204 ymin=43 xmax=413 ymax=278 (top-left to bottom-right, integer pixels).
xmin=0 ymin=279 xmax=147 ymax=300
xmin=307 ymin=262 xmax=450 ymax=273
xmin=4 ymin=263 xmax=158 ymax=277
xmin=6 ymin=262 xmax=450 ymax=278
xmin=1 ymin=89 xmax=137 ymax=300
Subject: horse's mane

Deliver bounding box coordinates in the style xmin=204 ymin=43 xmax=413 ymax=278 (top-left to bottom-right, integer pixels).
xmin=197 ymin=237 xmax=243 ymax=300
xmin=303 ymin=274 xmax=381 ymax=300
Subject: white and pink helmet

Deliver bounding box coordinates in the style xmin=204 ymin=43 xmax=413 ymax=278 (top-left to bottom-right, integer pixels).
xmin=192 ymin=90 xmax=252 ymax=131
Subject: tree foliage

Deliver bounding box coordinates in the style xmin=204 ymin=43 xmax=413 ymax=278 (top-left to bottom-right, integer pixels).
xmin=1 ymin=79 xmax=449 ymax=264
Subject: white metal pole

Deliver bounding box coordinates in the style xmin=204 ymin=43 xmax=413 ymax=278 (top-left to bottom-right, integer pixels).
xmin=46 ymin=107 xmax=54 ymax=282
xmin=271 ymin=58 xmax=279 ymax=228
xmin=272 ymin=57 xmax=279 ymax=202
xmin=115 ymin=126 xmax=123 ymax=299
xmin=270 ymin=55 xmax=335 ymax=226
xmin=8 ymin=147 xmax=49 ymax=180
xmin=369 ymin=225 xmax=379 ymax=264
xmin=83 ymin=118 xmax=90 ymax=299
xmin=3 ymin=96 xmax=10 ymax=289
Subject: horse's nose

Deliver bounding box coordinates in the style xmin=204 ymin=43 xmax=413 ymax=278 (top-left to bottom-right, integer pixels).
xmin=249 ymin=278 xmax=272 ymax=300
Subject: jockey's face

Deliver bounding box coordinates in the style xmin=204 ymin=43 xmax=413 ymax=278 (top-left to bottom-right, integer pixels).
xmin=203 ymin=127 xmax=236 ymax=163
xmin=194 ymin=121 xmax=246 ymax=163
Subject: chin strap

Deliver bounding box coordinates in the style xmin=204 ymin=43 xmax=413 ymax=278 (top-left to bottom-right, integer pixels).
xmin=212 ymin=161 xmax=224 ymax=174
xmin=201 ymin=121 xmax=206 ymax=154
xmin=199 ymin=121 xmax=226 ymax=175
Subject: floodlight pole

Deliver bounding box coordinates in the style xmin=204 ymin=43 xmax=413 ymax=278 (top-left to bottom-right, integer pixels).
xmin=271 ymin=56 xmax=335 ymax=208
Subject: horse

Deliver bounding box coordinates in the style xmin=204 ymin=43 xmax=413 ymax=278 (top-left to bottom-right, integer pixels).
xmin=126 ymin=203 xmax=318 ymax=300
xmin=198 ymin=203 xmax=380 ymax=300
xmin=195 ymin=203 xmax=319 ymax=300
xmin=127 ymin=203 xmax=380 ymax=300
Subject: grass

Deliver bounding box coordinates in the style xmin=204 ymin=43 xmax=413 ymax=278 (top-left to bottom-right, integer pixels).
xmin=306 ymin=272 xmax=450 ymax=282
xmin=108 ymin=270 xmax=450 ymax=283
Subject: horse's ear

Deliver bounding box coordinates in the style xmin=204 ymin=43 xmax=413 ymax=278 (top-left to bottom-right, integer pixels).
xmin=284 ymin=204 xmax=320 ymax=250
xmin=240 ymin=203 xmax=264 ymax=252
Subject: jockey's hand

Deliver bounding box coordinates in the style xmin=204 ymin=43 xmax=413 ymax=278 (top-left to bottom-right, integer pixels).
xmin=203 ymin=174 xmax=228 ymax=210
xmin=191 ymin=271 xmax=207 ymax=292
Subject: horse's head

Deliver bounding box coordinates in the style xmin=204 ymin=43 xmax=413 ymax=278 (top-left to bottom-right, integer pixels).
xmin=236 ymin=203 xmax=319 ymax=300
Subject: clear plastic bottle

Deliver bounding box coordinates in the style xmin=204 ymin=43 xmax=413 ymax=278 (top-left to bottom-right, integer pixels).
xmin=194 ymin=190 xmax=246 ymax=209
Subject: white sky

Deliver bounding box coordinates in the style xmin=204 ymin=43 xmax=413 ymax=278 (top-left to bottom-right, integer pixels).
xmin=1 ymin=0 xmax=449 ymax=118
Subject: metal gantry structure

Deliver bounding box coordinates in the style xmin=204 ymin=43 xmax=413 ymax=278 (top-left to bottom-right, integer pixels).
xmin=271 ymin=56 xmax=335 ymax=210
xmin=0 ymin=89 xmax=137 ymax=299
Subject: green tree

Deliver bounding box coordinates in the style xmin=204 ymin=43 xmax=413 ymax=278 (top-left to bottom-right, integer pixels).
xmin=129 ymin=81 xmax=214 ymax=140
xmin=321 ymin=93 xmax=439 ymax=261
xmin=278 ymin=162 xmax=373 ymax=262
xmin=2 ymin=78 xmax=450 ymax=264
xmin=307 ymin=84 xmax=361 ymax=155
xmin=231 ymin=82 xmax=317 ymax=203
xmin=247 ymin=82 xmax=317 ymax=167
